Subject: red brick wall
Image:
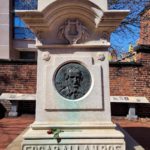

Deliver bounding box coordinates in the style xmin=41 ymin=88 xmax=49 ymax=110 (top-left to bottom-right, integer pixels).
xmin=0 ymin=61 xmax=37 ymax=94
xmin=138 ymin=8 xmax=150 ymax=45
xmin=110 ymin=52 xmax=150 ymax=100
xmin=0 ymin=52 xmax=149 ymax=100
xmin=0 ymin=52 xmax=149 ymax=116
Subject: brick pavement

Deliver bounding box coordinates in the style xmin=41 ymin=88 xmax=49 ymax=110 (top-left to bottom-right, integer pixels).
xmin=0 ymin=115 xmax=34 ymax=150
xmin=113 ymin=117 xmax=150 ymax=150
xmin=0 ymin=115 xmax=150 ymax=150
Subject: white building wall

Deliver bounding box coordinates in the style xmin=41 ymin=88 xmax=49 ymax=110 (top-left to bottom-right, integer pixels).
xmin=0 ymin=0 xmax=12 ymax=59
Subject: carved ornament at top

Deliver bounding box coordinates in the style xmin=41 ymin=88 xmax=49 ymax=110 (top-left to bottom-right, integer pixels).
xmin=58 ymin=19 xmax=89 ymax=44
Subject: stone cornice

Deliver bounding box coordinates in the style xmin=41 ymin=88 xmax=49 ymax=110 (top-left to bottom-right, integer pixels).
xmin=15 ymin=2 xmax=129 ymax=46
xmin=15 ymin=9 xmax=129 ymax=33
xmin=99 ymin=10 xmax=130 ymax=31
xmin=36 ymin=44 xmax=110 ymax=49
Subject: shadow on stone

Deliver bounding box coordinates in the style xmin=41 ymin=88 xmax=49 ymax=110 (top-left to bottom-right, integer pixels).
xmin=18 ymin=101 xmax=35 ymax=115
xmin=123 ymin=127 xmax=150 ymax=150
xmin=0 ymin=103 xmax=6 ymax=119
xmin=111 ymin=103 xmax=129 ymax=116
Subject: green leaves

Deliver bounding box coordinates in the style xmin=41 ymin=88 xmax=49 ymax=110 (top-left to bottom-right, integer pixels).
xmin=51 ymin=128 xmax=64 ymax=143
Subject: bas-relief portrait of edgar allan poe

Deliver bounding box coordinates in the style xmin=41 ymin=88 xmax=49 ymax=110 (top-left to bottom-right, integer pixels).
xmin=55 ymin=63 xmax=91 ymax=100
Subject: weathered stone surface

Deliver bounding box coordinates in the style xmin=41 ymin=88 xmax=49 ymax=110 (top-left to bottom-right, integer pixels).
xmin=0 ymin=0 xmax=11 ymax=59
xmin=16 ymin=0 xmax=128 ymax=149
xmin=23 ymin=144 xmax=124 ymax=150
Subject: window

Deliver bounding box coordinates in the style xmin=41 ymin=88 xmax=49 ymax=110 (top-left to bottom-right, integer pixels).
xmin=20 ymin=51 xmax=37 ymax=60
xmin=13 ymin=0 xmax=37 ymax=39
xmin=14 ymin=0 xmax=37 ymax=10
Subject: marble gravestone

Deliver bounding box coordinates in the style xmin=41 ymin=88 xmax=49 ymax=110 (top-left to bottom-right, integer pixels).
xmin=16 ymin=1 xmax=129 ymax=150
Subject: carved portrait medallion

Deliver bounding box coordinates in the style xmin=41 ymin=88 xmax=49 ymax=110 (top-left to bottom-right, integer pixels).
xmin=54 ymin=63 xmax=91 ymax=100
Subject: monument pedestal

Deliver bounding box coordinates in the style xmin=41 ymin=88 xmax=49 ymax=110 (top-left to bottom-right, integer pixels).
xmin=16 ymin=1 xmax=129 ymax=150
xmin=22 ymin=123 xmax=125 ymax=150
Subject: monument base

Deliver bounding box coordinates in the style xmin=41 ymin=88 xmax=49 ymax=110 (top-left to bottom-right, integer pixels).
xmin=22 ymin=123 xmax=126 ymax=150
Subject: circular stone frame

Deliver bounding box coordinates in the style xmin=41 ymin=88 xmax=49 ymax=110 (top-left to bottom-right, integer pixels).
xmin=54 ymin=62 xmax=91 ymax=100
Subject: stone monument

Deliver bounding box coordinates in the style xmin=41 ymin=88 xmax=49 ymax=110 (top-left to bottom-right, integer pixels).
xmin=17 ymin=1 xmax=129 ymax=150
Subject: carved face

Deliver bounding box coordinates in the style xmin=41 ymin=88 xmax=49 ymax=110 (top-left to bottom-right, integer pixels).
xmin=66 ymin=68 xmax=83 ymax=89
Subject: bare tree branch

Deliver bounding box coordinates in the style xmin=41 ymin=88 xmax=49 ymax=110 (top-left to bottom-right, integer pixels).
xmin=108 ymin=0 xmax=150 ymax=52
